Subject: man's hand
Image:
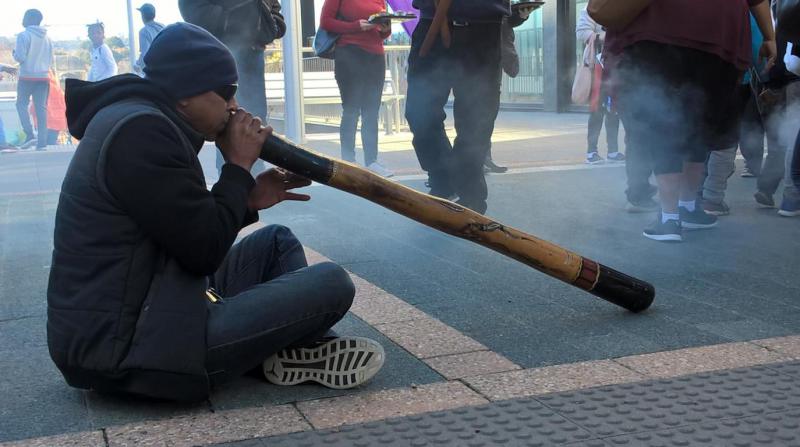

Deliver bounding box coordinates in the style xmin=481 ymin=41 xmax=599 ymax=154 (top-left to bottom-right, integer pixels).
xmin=216 ymin=109 xmax=269 ymax=172
xmin=247 ymin=168 xmax=312 ymax=211
xmin=377 ymin=22 xmax=391 ymax=33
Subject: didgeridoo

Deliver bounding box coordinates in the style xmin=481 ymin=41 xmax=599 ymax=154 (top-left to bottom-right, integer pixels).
xmin=260 ymin=133 xmax=655 ymax=313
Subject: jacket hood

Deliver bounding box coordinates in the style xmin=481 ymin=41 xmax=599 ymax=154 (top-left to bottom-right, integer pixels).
xmin=26 ymin=26 xmax=48 ymax=38
xmin=65 ymin=74 xmax=203 ymax=146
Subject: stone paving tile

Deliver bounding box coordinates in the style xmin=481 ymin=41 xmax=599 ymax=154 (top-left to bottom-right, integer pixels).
xmin=423 ymin=350 xmax=521 ymax=380
xmin=753 ymin=335 xmax=800 ymax=359
xmin=105 ymin=404 xmax=310 ymax=447
xmin=0 ymin=431 xmax=105 ymax=447
xmin=615 ymin=342 xmax=789 ymax=379
xmin=348 ymin=280 xmax=430 ymax=325
xmin=462 ymin=360 xmax=645 ymax=401
xmin=374 ymin=317 xmax=488 ymax=359
xmin=295 ymin=381 xmax=488 ymax=429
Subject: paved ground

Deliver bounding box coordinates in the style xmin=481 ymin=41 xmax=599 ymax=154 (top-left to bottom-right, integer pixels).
xmin=1 ymin=110 xmax=799 ymax=447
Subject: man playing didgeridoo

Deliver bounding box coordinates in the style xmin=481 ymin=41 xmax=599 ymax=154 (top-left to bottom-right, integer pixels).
xmin=47 ymin=23 xmax=384 ymax=401
xmin=406 ymin=0 xmax=509 ymax=214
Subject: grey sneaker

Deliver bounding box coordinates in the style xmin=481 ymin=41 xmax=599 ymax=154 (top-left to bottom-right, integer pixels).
xmin=643 ymin=215 xmax=682 ymax=242
xmin=263 ymin=336 xmax=385 ymax=389
xmin=626 ymin=197 xmax=659 ymax=213
xmin=701 ymin=199 xmax=730 ymax=216
xmin=367 ymin=161 xmax=394 ymax=178
xmin=679 ymin=206 xmax=718 ymax=229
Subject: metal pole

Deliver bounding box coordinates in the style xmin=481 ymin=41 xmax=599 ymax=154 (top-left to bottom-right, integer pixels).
xmin=126 ymin=0 xmax=138 ymax=73
xmin=282 ymin=0 xmax=306 ymax=142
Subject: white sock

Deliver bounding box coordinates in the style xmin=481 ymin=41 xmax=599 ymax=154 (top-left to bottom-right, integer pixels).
xmin=679 ymin=200 xmax=695 ymax=212
xmin=662 ymin=212 xmax=680 ymax=223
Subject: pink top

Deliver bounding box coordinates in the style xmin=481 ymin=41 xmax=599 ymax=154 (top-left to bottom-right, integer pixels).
xmin=320 ymin=0 xmax=392 ymax=55
xmin=605 ymin=0 xmax=766 ymax=70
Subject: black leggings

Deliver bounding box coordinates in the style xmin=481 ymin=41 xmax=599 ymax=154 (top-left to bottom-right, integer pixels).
xmin=334 ymin=45 xmax=385 ymax=166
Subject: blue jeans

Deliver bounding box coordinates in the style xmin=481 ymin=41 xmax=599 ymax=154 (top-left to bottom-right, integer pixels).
xmin=16 ymin=79 xmax=49 ymax=148
xmin=205 ymin=225 xmax=355 ymax=385
xmin=334 ymin=45 xmax=385 ymax=166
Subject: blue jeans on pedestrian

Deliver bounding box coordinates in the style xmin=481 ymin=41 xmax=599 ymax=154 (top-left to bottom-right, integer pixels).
xmin=205 ymin=225 xmax=355 ymax=386
xmin=0 ymin=116 xmax=7 ymax=145
xmin=16 ymin=79 xmax=49 ymax=149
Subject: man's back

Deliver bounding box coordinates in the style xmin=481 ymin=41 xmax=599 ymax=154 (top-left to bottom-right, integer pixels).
xmin=13 ymin=25 xmax=52 ymax=80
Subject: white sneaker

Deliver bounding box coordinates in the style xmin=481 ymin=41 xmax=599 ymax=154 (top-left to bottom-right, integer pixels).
xmin=367 ymin=161 xmax=394 ymax=178
xmin=263 ymin=336 xmax=385 ymax=389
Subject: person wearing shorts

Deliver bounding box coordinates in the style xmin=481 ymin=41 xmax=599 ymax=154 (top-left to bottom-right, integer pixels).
xmin=605 ymin=0 xmax=776 ymax=242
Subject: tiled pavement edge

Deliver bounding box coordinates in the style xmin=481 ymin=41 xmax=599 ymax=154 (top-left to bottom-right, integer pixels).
xmin=5 ymin=231 xmax=799 ymax=447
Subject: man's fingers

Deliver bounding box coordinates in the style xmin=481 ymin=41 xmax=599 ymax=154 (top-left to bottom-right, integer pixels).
xmin=285 ymin=178 xmax=312 ymax=189
xmin=283 ymin=192 xmax=311 ymax=201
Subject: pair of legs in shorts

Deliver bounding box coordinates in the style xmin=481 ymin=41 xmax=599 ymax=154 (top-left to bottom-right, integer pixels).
xmin=616 ymin=41 xmax=740 ymax=241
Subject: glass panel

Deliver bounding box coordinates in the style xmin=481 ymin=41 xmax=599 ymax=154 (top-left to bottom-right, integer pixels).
xmin=501 ymin=8 xmax=544 ymax=102
xmin=575 ymin=0 xmax=589 ymax=68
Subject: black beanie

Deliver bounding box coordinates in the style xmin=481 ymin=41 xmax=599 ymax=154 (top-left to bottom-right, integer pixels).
xmin=144 ymin=22 xmax=238 ymax=100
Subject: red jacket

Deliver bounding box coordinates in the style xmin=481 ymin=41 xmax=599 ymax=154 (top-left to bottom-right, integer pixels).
xmin=320 ymin=0 xmax=391 ymax=55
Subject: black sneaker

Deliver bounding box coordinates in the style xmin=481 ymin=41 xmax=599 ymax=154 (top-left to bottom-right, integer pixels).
xmin=456 ymin=198 xmax=487 ymax=214
xmin=606 ymin=152 xmax=626 ymax=162
xmin=679 ymin=206 xmax=718 ymax=229
xmin=754 ymin=191 xmax=775 ymax=208
xmin=741 ymin=166 xmax=757 ymax=178
xmin=643 ymin=216 xmax=682 ymax=242
xmin=263 ymin=336 xmax=385 ymax=389
xmin=484 ymin=158 xmax=508 ymax=173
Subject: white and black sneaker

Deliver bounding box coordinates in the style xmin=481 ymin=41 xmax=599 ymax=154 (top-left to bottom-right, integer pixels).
xmin=585 ymin=152 xmax=605 ymax=164
xmin=263 ymin=336 xmax=385 ymax=389
xmin=643 ymin=215 xmax=682 ymax=242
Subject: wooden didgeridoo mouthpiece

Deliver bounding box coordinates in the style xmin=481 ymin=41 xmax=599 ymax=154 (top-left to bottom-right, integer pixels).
xmin=260 ymin=133 xmax=655 ymax=313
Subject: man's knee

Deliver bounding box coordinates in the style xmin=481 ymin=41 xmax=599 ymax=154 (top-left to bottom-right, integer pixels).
xmin=306 ymin=262 xmax=355 ymax=313
xmin=247 ymin=224 xmax=299 ymax=250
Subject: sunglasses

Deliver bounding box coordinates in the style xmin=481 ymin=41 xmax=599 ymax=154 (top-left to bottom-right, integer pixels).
xmin=213 ymin=84 xmax=238 ymax=102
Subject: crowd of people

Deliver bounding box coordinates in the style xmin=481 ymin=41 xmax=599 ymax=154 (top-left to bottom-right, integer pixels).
xmin=2 ymin=5 xmax=164 ymax=152
xmin=577 ymin=0 xmax=799 ymax=242
xmin=0 ymin=0 xmax=792 ymax=402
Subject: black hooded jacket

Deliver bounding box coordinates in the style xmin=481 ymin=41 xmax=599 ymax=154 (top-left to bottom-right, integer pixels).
xmin=48 ymin=75 xmax=256 ymax=400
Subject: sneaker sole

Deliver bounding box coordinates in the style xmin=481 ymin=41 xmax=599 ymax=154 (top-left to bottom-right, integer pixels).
xmin=626 ymin=203 xmax=658 ymax=213
xmin=778 ymin=210 xmax=800 ymax=217
xmin=643 ymin=232 xmax=683 ymax=242
xmin=263 ymin=337 xmax=385 ymax=389
xmin=703 ymin=209 xmax=729 ymax=216
xmin=585 ymin=160 xmax=605 ymax=165
xmin=681 ymin=221 xmax=718 ymax=230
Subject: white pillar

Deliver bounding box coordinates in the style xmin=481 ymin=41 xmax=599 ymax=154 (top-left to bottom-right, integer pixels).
xmin=126 ymin=0 xmax=138 ymax=72
xmin=282 ymin=0 xmax=306 ymax=142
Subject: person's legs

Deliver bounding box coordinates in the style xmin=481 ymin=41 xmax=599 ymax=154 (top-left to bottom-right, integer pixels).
xmin=406 ymin=20 xmax=455 ymax=197
xmin=757 ymin=107 xmax=787 ymax=203
xmin=206 ymin=225 xmax=358 ymax=386
xmin=450 ymin=23 xmax=502 ymax=213
xmin=230 ymin=46 xmax=267 ymax=174
xmin=15 ymin=80 xmax=35 ymax=141
xmin=334 ymin=46 xmax=361 ymax=163
xmin=604 ymin=109 xmax=621 ymax=155
xmin=358 ymin=50 xmax=386 ymax=168
xmin=586 ymin=108 xmax=604 ymax=156
xmin=778 ymin=83 xmax=800 ymax=215
xmin=702 ymin=147 xmax=736 ymax=211
xmin=738 ymin=85 xmax=764 ymax=176
xmin=31 ymin=81 xmax=49 ymax=150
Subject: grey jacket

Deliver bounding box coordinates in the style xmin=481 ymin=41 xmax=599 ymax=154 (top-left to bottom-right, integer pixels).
xmin=135 ymin=21 xmax=165 ymax=74
xmin=13 ymin=26 xmax=53 ymax=79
